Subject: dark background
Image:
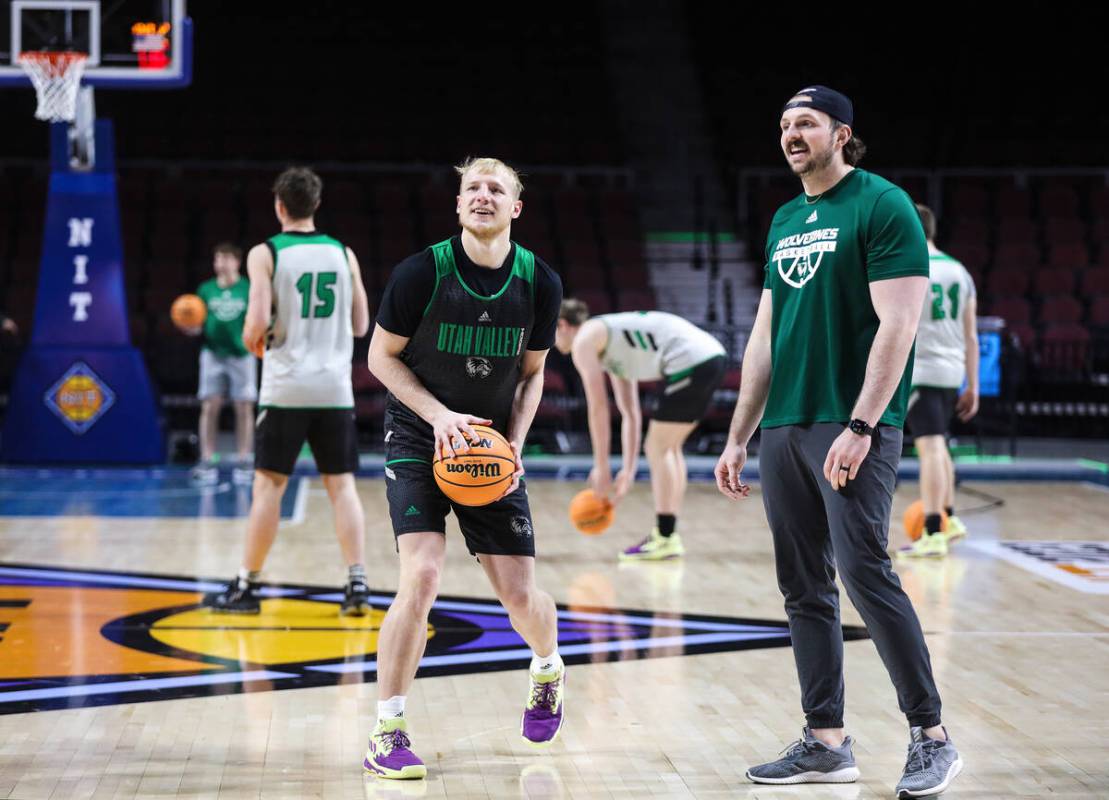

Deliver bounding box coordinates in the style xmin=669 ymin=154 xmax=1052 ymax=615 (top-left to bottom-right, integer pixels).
xmin=0 ymin=4 xmax=1102 ymax=169
xmin=1 ymin=3 xmax=1106 ymax=447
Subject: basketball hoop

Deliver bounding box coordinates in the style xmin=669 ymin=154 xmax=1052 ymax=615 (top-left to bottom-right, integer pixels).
xmin=18 ymin=51 xmax=88 ymax=123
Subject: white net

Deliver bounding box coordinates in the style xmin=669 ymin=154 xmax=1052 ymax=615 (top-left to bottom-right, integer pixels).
xmin=18 ymin=52 xmax=88 ymax=123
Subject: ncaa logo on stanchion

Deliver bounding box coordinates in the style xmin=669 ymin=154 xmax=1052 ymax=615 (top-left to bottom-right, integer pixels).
xmin=43 ymin=362 xmax=116 ymax=434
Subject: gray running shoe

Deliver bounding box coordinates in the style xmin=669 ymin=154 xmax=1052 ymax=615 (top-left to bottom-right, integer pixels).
xmin=746 ymin=727 xmax=860 ymax=784
xmin=895 ymin=726 xmax=963 ymax=798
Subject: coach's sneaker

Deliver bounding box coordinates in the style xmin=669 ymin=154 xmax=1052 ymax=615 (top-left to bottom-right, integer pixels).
xmin=746 ymin=727 xmax=859 ymax=784
xmin=944 ymin=515 xmax=968 ymax=543
xmin=897 ymin=532 xmax=948 ymax=559
xmin=521 ymin=662 xmax=565 ymax=747
xmin=364 ymin=718 xmax=426 ymax=780
xmin=895 ymin=726 xmax=963 ymax=798
xmin=619 ymin=528 xmax=685 ymax=561
xmin=203 ymin=579 xmax=261 ymax=614
xmin=341 ymin=578 xmax=371 ymax=617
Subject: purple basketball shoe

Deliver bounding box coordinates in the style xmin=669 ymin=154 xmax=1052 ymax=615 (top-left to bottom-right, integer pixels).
xmin=521 ymin=665 xmax=565 ymax=747
xmin=363 ymin=718 xmax=427 ymax=780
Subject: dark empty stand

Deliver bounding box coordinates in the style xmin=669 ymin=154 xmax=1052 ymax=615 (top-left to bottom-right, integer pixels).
xmin=1039 ymin=322 xmax=1091 ymax=373
xmin=533 ymin=370 xmax=571 ymax=432
xmin=615 ymin=288 xmax=657 ymax=312
xmin=1033 ymin=268 xmax=1076 ymax=297
xmin=988 ymin=296 xmax=1032 ymax=326
xmin=987 ymin=269 xmax=1031 ymax=297
xmin=1088 ymin=296 xmax=1109 ymax=330
xmin=1082 ymin=269 xmax=1109 ymax=296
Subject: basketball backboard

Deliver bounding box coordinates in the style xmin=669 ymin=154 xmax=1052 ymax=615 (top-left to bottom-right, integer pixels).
xmin=0 ymin=0 xmax=190 ymax=88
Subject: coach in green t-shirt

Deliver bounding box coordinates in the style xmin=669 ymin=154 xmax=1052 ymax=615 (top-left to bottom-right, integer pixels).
xmin=188 ymin=242 xmax=256 ymax=485
xmin=714 ymin=87 xmax=962 ymax=797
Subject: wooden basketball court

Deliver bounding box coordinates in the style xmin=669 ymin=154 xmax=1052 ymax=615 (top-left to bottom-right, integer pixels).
xmin=0 ymin=475 xmax=1106 ymax=799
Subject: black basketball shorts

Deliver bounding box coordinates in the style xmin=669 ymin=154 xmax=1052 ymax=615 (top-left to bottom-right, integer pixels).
xmin=254 ymin=407 xmax=360 ymax=475
xmin=905 ymin=387 xmax=958 ymax=439
xmin=382 ymin=406 xmax=535 ymax=557
xmin=385 ymin=459 xmax=536 ymax=557
xmin=654 ymin=355 xmax=727 ymax=423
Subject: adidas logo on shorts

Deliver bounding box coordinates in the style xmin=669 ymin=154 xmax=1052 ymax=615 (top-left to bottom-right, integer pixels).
xmin=404 ymin=505 xmax=420 ymax=516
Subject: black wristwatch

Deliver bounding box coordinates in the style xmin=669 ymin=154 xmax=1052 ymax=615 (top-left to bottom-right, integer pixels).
xmin=848 ymin=418 xmax=875 ymax=436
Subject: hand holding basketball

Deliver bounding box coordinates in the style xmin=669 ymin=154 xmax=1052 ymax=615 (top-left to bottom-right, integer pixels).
xmin=432 ymin=425 xmax=515 ymax=507
xmin=569 ymin=489 xmax=614 ymax=535
xmin=494 ymin=440 xmax=525 ymax=501
xmin=588 ymin=464 xmax=612 ymax=501
xmin=431 ymin=409 xmax=493 ymax=459
xmin=244 ymin=333 xmax=265 ymax=358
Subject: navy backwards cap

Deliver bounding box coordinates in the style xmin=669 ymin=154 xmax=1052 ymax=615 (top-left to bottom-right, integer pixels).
xmin=782 ymin=85 xmax=853 ymax=127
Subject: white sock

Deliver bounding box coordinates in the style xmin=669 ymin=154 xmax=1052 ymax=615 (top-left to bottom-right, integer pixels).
xmin=237 ymin=567 xmax=260 ymax=587
xmin=377 ymin=695 xmax=406 ymax=721
xmin=530 ymin=649 xmax=562 ymax=675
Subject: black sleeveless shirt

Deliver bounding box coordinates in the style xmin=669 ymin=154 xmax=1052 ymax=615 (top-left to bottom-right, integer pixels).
xmin=386 ymin=238 xmax=536 ymax=438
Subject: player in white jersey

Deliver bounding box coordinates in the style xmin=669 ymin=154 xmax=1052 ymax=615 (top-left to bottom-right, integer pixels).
xmin=555 ymin=300 xmax=726 ymax=560
xmin=899 ymin=204 xmax=978 ymax=558
xmin=204 ymin=167 xmax=373 ymax=613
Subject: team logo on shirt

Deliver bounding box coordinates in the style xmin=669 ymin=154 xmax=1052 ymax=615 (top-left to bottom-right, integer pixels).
xmin=208 ymin=292 xmax=246 ymax=322
xmin=466 ymin=357 xmax=493 ymax=379
xmin=772 ymin=227 xmax=840 ymax=288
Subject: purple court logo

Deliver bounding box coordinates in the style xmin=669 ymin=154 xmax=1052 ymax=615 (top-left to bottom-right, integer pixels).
xmin=0 ymin=563 xmax=868 ymax=715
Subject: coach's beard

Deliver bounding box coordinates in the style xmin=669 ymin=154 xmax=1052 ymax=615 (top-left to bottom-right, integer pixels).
xmin=791 ymin=146 xmax=835 ymax=178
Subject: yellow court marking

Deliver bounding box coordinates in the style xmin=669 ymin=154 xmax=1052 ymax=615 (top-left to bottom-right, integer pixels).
xmin=151 ymin=598 xmax=432 ymax=665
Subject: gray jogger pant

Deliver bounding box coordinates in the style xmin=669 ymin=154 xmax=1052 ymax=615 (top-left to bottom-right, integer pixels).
xmin=759 ymin=423 xmax=942 ymax=730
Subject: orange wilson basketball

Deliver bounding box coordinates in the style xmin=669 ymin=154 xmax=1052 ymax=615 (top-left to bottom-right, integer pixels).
xmin=170 ymin=294 xmax=207 ymax=330
xmin=902 ymin=499 xmax=947 ymax=541
xmin=569 ymin=489 xmax=614 ymax=535
xmin=432 ymin=425 xmax=516 ymax=507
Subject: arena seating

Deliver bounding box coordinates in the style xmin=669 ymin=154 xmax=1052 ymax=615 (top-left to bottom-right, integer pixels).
xmin=0 ymin=163 xmax=652 ymax=438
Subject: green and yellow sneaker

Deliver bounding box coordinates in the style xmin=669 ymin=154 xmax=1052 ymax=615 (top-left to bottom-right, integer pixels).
xmin=944 ymin=515 xmax=968 ymax=543
xmin=897 ymin=532 xmax=948 ymax=559
xmin=619 ymin=528 xmax=684 ymax=562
